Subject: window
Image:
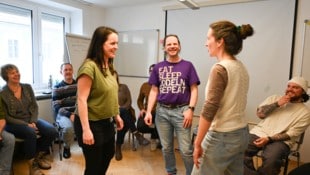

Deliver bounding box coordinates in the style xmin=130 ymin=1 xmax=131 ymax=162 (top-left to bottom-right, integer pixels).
xmin=8 ymin=39 xmax=19 ymax=58
xmin=0 ymin=2 xmax=69 ymax=89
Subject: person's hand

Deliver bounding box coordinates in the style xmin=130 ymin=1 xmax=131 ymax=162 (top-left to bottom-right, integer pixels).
xmin=115 ymin=115 xmax=124 ymax=130
xmin=182 ymin=109 xmax=193 ymax=128
xmin=28 ymin=122 xmax=39 ymax=133
xmin=144 ymin=112 xmax=153 ymax=126
xmin=193 ymin=143 xmax=203 ymax=169
xmin=82 ymin=129 xmax=94 ymax=145
xmin=277 ymin=94 xmax=291 ymax=106
xmin=70 ymin=113 xmax=75 ymax=122
xmin=253 ymin=137 xmax=269 ymax=147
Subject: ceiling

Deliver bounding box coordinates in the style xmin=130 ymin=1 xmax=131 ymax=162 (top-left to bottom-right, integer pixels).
xmin=78 ymin=0 xmax=175 ymax=8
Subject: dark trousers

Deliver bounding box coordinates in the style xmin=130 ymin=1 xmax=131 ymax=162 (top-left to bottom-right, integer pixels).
xmin=6 ymin=119 xmax=57 ymax=159
xmin=116 ymin=108 xmax=137 ymax=145
xmin=288 ymin=162 xmax=310 ymax=175
xmin=74 ymin=116 xmax=115 ymax=175
xmin=137 ymin=111 xmax=159 ymax=139
xmin=244 ymin=134 xmax=290 ymax=175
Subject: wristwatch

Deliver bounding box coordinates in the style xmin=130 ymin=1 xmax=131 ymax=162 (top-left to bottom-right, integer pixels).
xmin=188 ymin=106 xmax=195 ymax=112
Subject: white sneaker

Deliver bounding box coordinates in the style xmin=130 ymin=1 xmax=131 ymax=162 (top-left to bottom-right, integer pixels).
xmin=150 ymin=139 xmax=157 ymax=151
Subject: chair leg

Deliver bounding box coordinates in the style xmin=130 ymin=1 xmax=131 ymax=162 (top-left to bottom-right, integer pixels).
xmin=58 ymin=129 xmax=63 ymax=161
xmin=283 ymin=158 xmax=289 ymax=175
xmin=297 ymin=153 xmax=300 ymax=167
xmin=132 ymin=132 xmax=136 ymax=151
xmin=54 ymin=122 xmax=63 ymax=161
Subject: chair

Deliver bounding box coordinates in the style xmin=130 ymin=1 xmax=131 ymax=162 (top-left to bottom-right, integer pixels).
xmin=248 ymin=122 xmax=305 ymax=175
xmin=126 ymin=106 xmax=137 ymax=151
xmin=12 ymin=134 xmax=43 ymax=175
xmin=282 ymin=132 xmax=305 ymax=175
xmin=51 ymin=102 xmax=64 ymax=161
xmin=53 ymin=121 xmax=64 ymax=161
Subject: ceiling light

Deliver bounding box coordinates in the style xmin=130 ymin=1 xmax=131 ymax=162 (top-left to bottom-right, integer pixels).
xmin=178 ymin=0 xmax=200 ymax=10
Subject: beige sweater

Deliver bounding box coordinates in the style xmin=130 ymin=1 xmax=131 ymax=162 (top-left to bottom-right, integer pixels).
xmin=251 ymin=95 xmax=310 ymax=148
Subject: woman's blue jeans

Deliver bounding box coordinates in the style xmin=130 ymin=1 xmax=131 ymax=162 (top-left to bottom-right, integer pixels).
xmin=6 ymin=118 xmax=57 ymax=159
xmin=191 ymin=126 xmax=249 ymax=175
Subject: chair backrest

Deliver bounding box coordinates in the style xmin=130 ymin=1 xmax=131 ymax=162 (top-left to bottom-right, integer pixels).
xmin=291 ymin=131 xmax=305 ymax=153
xmin=129 ymin=106 xmax=136 ymax=122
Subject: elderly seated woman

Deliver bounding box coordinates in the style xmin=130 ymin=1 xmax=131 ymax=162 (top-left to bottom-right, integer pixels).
xmin=0 ymin=64 xmax=57 ymax=175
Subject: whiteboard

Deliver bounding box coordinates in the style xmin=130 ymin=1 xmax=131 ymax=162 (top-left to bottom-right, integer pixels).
xmin=114 ymin=29 xmax=159 ymax=77
xmin=167 ymin=0 xmax=296 ymax=122
xmin=65 ymin=33 xmax=91 ymax=77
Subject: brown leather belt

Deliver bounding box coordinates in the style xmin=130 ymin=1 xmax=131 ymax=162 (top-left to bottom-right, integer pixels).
xmin=159 ymin=103 xmax=188 ymax=109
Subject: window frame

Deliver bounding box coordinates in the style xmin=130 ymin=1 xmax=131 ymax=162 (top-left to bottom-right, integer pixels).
xmin=0 ymin=0 xmax=71 ymax=90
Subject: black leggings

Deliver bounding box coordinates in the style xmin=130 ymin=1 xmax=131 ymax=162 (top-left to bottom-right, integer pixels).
xmin=74 ymin=116 xmax=115 ymax=175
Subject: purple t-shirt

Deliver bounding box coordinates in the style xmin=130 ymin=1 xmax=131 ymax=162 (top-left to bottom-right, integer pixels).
xmin=148 ymin=59 xmax=200 ymax=105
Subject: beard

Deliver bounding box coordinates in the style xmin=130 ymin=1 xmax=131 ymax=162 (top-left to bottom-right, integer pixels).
xmin=286 ymin=91 xmax=302 ymax=102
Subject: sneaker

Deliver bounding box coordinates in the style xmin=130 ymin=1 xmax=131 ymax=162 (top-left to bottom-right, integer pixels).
xmin=134 ymin=132 xmax=150 ymax=146
xmin=63 ymin=147 xmax=71 ymax=159
xmin=150 ymin=139 xmax=157 ymax=151
xmin=36 ymin=152 xmax=51 ymax=170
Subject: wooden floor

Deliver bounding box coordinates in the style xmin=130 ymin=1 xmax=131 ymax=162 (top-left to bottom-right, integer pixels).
xmin=12 ymin=135 xmax=186 ymax=175
xmin=12 ymin=136 xmax=302 ymax=175
xmin=12 ymin=116 xmax=301 ymax=175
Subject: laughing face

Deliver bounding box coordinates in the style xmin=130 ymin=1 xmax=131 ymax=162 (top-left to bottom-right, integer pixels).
xmin=7 ymin=68 xmax=20 ymax=84
xmin=285 ymin=82 xmax=304 ymax=102
xmin=103 ymin=32 xmax=119 ymax=59
xmin=164 ymin=35 xmax=180 ymax=58
xmin=61 ymin=64 xmax=74 ymax=81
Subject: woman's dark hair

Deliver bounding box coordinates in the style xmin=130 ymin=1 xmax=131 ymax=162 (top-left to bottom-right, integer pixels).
xmin=0 ymin=64 xmax=19 ymax=82
xmin=210 ymin=20 xmax=254 ymax=55
xmin=86 ymin=26 xmax=118 ymax=77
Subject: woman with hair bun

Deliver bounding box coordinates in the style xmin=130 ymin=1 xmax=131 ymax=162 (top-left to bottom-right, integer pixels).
xmin=192 ymin=20 xmax=254 ymax=175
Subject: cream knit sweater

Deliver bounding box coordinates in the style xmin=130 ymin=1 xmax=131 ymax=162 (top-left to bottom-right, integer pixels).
xmin=208 ymin=59 xmax=249 ymax=132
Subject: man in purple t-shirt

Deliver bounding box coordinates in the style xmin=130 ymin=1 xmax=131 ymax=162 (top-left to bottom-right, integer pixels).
xmin=144 ymin=34 xmax=200 ymax=175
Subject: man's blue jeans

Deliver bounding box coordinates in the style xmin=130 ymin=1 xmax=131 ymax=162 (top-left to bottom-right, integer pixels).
xmin=56 ymin=114 xmax=75 ymax=148
xmin=191 ymin=126 xmax=249 ymax=175
xmin=0 ymin=130 xmax=15 ymax=175
xmin=155 ymin=105 xmax=193 ymax=175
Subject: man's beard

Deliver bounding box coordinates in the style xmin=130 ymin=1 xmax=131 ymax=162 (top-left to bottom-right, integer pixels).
xmin=288 ymin=93 xmax=302 ymax=102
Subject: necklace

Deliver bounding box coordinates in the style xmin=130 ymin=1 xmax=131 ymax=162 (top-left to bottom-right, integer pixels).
xmin=9 ymin=84 xmax=20 ymax=93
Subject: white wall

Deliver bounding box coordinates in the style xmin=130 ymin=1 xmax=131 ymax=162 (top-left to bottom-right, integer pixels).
xmin=293 ymin=0 xmax=310 ymax=163
xmin=103 ymin=0 xmax=310 ymax=163
xmin=103 ymin=2 xmax=169 ymax=112
xmin=34 ymin=0 xmax=310 ymax=163
xmin=37 ymin=99 xmax=54 ymax=124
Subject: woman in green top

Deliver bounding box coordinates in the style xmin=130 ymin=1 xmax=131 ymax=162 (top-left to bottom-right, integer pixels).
xmin=74 ymin=26 xmax=123 ymax=175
